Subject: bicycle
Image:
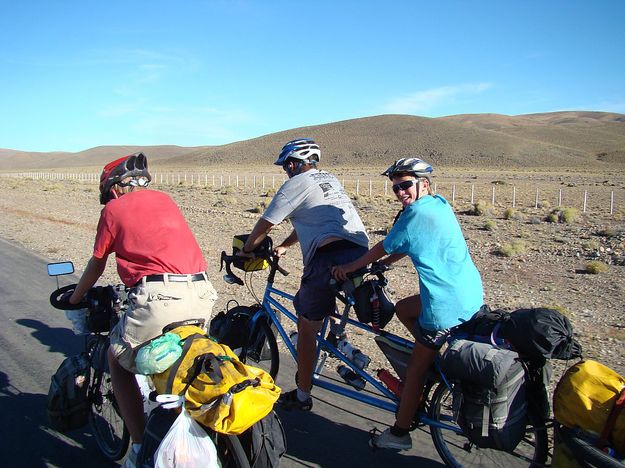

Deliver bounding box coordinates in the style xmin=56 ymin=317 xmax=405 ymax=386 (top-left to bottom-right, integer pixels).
xmin=47 ymin=261 xmax=250 ymax=467
xmin=220 ymin=247 xmax=550 ymax=467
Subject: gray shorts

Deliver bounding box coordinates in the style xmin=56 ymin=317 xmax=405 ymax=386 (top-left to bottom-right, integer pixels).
xmin=294 ymin=241 xmax=368 ymax=321
xmin=414 ymin=322 xmax=450 ymax=350
xmin=109 ymin=274 xmax=218 ymax=372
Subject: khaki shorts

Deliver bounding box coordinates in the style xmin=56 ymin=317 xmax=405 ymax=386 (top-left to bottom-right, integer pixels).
xmin=109 ymin=274 xmax=218 ymax=372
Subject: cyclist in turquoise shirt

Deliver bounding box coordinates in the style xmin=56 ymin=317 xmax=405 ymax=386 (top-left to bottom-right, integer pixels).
xmin=333 ymin=157 xmax=484 ymax=450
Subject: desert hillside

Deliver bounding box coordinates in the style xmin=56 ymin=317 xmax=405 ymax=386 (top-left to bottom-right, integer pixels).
xmin=1 ymin=111 xmax=624 ymax=171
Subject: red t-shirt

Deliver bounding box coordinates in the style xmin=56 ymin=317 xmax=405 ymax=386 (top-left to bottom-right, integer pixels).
xmin=93 ymin=190 xmax=207 ymax=286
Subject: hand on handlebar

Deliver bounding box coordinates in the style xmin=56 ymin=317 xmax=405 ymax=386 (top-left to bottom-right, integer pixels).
xmin=331 ymin=263 xmax=354 ymax=282
xmin=273 ymin=245 xmax=288 ymax=258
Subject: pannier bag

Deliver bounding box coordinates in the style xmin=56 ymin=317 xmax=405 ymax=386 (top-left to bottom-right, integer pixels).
xmin=352 ymin=279 xmax=395 ymax=329
xmin=456 ymin=306 xmax=582 ymax=361
xmin=239 ymin=411 xmax=288 ymax=468
xmin=231 ymin=234 xmax=273 ymax=272
xmin=553 ymin=359 xmax=625 ymax=457
xmin=552 ymin=424 xmax=625 ymax=468
xmin=210 ymin=302 xmax=272 ymax=360
xmin=151 ymin=325 xmax=281 ymax=435
xmin=46 ymin=353 xmax=91 ymax=432
xmin=440 ymin=339 xmax=528 ymax=452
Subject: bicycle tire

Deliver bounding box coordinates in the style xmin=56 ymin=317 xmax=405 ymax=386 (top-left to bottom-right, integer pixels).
xmin=215 ymin=433 xmax=251 ymax=468
xmin=429 ymin=383 xmax=549 ymax=467
xmin=240 ymin=318 xmax=280 ymax=378
xmin=87 ymin=337 xmax=130 ymax=461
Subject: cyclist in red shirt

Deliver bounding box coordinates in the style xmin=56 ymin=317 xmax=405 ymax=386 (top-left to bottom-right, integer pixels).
xmin=69 ymin=153 xmax=217 ymax=467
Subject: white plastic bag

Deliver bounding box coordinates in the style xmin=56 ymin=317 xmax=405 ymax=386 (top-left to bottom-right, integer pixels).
xmin=154 ymin=407 xmax=218 ymax=468
xmin=65 ymin=308 xmax=89 ymax=335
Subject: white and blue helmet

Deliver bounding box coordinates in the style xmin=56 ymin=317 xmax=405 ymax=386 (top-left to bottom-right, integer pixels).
xmin=382 ymin=157 xmax=433 ymax=180
xmin=274 ymin=139 xmax=321 ymax=166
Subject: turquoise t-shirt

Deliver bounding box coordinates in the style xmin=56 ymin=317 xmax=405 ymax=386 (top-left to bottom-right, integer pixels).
xmin=383 ymin=195 xmax=483 ymax=331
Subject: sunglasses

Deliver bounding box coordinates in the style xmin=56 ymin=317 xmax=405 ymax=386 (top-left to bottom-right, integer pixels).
xmin=392 ymin=179 xmax=417 ymax=193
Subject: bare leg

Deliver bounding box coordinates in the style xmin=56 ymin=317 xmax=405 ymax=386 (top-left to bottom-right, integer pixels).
xmin=395 ymin=294 xmax=421 ymax=338
xmin=296 ymin=316 xmax=323 ymax=392
xmin=395 ymin=341 xmax=438 ymax=429
xmin=107 ymin=347 xmax=145 ymax=444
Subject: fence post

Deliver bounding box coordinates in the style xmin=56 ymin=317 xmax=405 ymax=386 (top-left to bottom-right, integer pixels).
xmin=583 ymin=190 xmax=587 ymax=213
xmin=558 ymin=189 xmax=562 ymax=207
xmin=452 ymin=184 xmax=456 ymax=203
xmin=512 ymin=186 xmax=516 ymax=208
xmin=272 ymin=176 xmax=275 ymax=188
xmin=610 ymin=191 xmax=614 ymax=215
xmin=535 ymin=188 xmax=539 ymax=209
xmin=356 ymin=179 xmax=360 ymax=195
xmin=384 ymin=181 xmax=388 ymax=196
xmin=471 ymin=184 xmax=474 ymax=204
xmin=369 ymin=179 xmax=372 ymax=196
xmin=492 ymin=186 xmax=496 ymax=205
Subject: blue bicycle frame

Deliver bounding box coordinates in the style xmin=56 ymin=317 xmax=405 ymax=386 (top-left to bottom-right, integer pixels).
xmin=247 ymin=275 xmax=459 ymax=433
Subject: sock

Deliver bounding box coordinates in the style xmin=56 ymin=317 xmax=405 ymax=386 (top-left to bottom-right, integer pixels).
xmin=390 ymin=424 xmax=409 ymax=437
xmin=296 ymin=388 xmax=311 ymax=402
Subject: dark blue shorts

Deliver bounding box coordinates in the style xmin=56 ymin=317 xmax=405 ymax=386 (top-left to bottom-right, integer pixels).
xmin=294 ymin=241 xmax=368 ymax=321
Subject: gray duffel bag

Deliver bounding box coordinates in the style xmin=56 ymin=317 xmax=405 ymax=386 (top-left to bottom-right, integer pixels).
xmin=440 ymin=339 xmax=528 ymax=452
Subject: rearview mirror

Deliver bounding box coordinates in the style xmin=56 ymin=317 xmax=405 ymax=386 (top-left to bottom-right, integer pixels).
xmin=47 ymin=261 xmax=75 ymax=277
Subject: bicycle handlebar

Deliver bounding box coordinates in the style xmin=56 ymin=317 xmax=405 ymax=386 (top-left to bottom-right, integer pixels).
xmin=49 ymin=284 xmax=90 ymax=310
xmin=219 ymin=250 xmax=290 ymax=286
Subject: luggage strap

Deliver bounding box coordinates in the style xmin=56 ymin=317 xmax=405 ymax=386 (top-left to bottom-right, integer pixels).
xmin=597 ymin=386 xmax=625 ymax=449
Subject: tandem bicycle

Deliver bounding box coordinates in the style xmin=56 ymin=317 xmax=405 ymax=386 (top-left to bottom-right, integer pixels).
xmin=219 ymin=243 xmax=550 ymax=467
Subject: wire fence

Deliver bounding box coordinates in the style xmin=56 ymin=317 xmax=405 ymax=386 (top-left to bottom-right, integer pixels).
xmin=3 ymin=171 xmax=621 ymax=215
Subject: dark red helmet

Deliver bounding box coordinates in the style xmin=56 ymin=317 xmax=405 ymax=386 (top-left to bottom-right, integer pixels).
xmin=99 ymin=152 xmax=151 ymax=204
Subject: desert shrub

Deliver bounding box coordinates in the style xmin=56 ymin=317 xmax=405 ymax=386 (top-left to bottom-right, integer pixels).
xmin=503 ymin=207 xmax=524 ymax=221
xmin=546 ymin=207 xmax=579 ymax=223
xmin=251 ymin=204 xmax=264 ymax=214
xmin=483 ymin=219 xmax=497 ymax=231
xmin=582 ymin=239 xmax=600 ymax=251
xmin=264 ymin=188 xmax=276 ymax=197
xmin=536 ymin=200 xmax=551 ymax=210
xmin=469 ymin=200 xmax=492 ymax=216
xmin=220 ymin=186 xmax=234 ymax=195
xmin=498 ymin=240 xmax=527 ymax=257
xmin=43 ymin=184 xmax=62 ymax=192
xmin=597 ymin=227 xmax=617 ymax=238
xmin=585 ymin=260 xmax=608 ymax=274
xmin=492 ymin=180 xmax=506 ymax=185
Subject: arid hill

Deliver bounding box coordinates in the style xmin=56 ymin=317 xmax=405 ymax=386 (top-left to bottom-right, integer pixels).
xmin=1 ymin=111 xmax=624 ymax=170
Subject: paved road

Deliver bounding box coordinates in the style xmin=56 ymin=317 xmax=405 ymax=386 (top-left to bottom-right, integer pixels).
xmin=0 ymin=237 xmax=443 ymax=467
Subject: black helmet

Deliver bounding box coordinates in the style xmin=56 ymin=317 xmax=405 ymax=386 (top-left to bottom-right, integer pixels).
xmin=382 ymin=157 xmax=433 ymax=180
xmin=99 ymin=152 xmax=151 ymax=204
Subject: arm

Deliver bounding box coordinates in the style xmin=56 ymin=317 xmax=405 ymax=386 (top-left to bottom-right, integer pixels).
xmin=274 ymin=230 xmax=298 ymax=257
xmin=243 ymin=218 xmax=275 ymax=253
xmin=381 ymin=253 xmax=407 ymax=266
xmin=69 ymin=255 xmax=108 ymax=304
xmin=331 ymin=241 xmax=388 ymax=281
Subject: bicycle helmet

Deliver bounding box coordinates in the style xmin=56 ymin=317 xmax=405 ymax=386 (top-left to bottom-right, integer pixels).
xmin=99 ymin=152 xmax=152 ymax=204
xmin=382 ymin=157 xmax=433 ymax=180
xmin=274 ymin=139 xmax=321 ymax=166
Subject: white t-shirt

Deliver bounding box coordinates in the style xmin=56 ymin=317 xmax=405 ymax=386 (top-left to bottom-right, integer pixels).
xmin=262 ymin=169 xmax=369 ymax=265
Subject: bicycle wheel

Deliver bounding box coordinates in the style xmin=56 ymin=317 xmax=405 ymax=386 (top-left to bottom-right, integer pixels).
xmin=87 ymin=337 xmax=130 ymax=461
xmin=429 ymin=383 xmax=549 ymax=467
xmin=214 ymin=433 xmax=251 ymax=468
xmin=239 ymin=318 xmax=280 ymax=378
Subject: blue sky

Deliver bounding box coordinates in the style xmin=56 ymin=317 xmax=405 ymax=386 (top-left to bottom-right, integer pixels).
xmin=1 ymin=0 xmax=624 ymax=153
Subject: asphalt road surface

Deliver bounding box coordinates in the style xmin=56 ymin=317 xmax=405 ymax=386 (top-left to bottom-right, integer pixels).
xmin=0 ymin=237 xmax=443 ymax=467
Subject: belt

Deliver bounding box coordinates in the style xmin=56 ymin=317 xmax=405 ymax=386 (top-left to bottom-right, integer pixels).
xmin=316 ymin=239 xmax=360 ymax=253
xmin=142 ymin=273 xmax=206 ymax=283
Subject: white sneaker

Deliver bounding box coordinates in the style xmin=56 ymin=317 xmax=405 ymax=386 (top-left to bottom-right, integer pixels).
xmin=369 ymin=427 xmax=412 ymax=450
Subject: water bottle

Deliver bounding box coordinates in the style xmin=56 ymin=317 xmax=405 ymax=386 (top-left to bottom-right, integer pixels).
xmin=377 ymin=368 xmax=403 ymax=397
xmin=337 ymin=339 xmax=371 ymax=370
xmin=337 ymin=365 xmax=366 ymax=391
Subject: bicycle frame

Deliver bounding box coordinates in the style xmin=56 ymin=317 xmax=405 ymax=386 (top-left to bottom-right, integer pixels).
xmin=248 ymin=274 xmax=459 ymax=433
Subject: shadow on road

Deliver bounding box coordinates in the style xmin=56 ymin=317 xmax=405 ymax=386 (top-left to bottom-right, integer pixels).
xmin=0 ymin=370 xmax=117 ymax=467
xmin=16 ymin=318 xmax=83 ymax=357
